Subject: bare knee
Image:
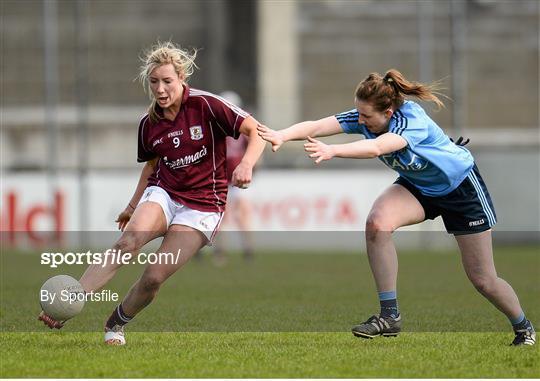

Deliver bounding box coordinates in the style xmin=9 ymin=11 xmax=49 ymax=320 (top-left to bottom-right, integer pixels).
xmin=365 ymin=212 xmax=394 ymax=242
xmin=469 ymin=274 xmax=497 ymax=295
xmin=139 ymin=272 xmax=166 ymax=293
xmin=114 ymin=233 xmax=142 ymax=255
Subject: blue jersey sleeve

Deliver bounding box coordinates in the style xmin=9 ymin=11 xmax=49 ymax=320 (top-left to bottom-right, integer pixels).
xmin=389 ymin=105 xmax=428 ymax=150
xmin=335 ymin=109 xmax=363 ymax=134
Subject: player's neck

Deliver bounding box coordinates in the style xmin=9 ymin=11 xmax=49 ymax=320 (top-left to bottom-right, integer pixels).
xmin=163 ymin=95 xmax=183 ymax=121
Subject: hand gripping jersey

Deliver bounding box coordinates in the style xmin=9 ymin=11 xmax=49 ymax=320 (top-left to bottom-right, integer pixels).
xmin=137 ymin=84 xmax=249 ymax=212
xmin=336 ymin=100 xmax=474 ymax=196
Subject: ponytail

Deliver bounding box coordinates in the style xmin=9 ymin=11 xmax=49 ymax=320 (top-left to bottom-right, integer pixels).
xmin=355 ymin=69 xmax=445 ymax=112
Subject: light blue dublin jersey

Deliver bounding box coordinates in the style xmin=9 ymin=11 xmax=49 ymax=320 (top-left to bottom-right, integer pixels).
xmin=335 ymin=100 xmax=474 ymax=196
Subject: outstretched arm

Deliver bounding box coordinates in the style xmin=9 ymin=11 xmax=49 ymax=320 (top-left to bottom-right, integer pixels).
xmin=304 ymin=133 xmax=408 ymax=164
xmin=231 ymin=116 xmax=266 ymax=188
xmin=257 ymin=116 xmax=343 ymax=152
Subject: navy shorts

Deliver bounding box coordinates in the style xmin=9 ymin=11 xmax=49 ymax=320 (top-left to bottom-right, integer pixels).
xmin=394 ymin=164 xmax=497 ymax=235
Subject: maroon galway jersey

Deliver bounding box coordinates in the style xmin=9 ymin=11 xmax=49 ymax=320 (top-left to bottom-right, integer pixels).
xmin=137 ymin=85 xmax=249 ymax=212
xmin=226 ymin=134 xmax=248 ymax=183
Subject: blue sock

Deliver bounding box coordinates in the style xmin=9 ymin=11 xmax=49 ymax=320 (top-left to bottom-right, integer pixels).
xmin=510 ymin=311 xmax=530 ymax=331
xmin=379 ymin=290 xmax=399 ymax=318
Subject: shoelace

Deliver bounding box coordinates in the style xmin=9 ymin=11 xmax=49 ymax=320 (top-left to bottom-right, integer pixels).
xmin=106 ymin=325 xmax=125 ymax=334
xmin=512 ymin=329 xmax=534 ymax=344
xmin=364 ymin=315 xmax=384 ymax=331
xmin=39 ymin=314 xmax=63 ymax=329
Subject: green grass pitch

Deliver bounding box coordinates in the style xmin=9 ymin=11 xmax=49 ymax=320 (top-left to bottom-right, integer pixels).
xmin=1 ymin=245 xmax=539 ymax=377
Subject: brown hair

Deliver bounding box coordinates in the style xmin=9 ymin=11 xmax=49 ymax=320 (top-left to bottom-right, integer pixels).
xmin=355 ymin=69 xmax=445 ymax=112
xmin=138 ymin=41 xmax=198 ymax=123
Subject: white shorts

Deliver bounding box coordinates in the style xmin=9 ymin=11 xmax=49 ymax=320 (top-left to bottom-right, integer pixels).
xmin=138 ymin=186 xmax=223 ymax=244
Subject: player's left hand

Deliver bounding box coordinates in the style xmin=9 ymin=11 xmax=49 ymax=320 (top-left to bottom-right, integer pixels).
xmin=450 ymin=136 xmax=470 ymax=146
xmin=231 ymin=162 xmax=252 ymax=189
xmin=257 ymin=123 xmax=285 ymax=152
xmin=304 ymin=136 xmax=335 ymax=164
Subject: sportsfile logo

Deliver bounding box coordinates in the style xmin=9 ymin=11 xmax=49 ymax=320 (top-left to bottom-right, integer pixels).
xmin=40 ymin=249 xmax=182 ymax=268
xmin=468 ymin=219 xmax=485 ymax=227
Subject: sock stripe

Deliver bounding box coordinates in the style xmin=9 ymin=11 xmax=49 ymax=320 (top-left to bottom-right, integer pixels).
xmin=378 ymin=291 xmax=397 ymax=301
xmin=117 ymin=304 xmax=132 ymax=323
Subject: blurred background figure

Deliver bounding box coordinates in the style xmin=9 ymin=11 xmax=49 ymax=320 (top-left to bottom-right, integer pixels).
xmin=213 ymin=91 xmax=255 ymax=266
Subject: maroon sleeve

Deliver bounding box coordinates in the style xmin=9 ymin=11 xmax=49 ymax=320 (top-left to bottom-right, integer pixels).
xmin=205 ymin=95 xmax=250 ymax=139
xmin=137 ymin=114 xmax=156 ymax=163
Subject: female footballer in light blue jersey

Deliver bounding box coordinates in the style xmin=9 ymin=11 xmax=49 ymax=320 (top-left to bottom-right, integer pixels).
xmin=258 ymin=69 xmax=535 ymax=346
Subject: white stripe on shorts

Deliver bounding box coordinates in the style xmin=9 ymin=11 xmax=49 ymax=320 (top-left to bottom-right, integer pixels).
xmin=468 ymin=171 xmax=496 ymax=226
xmin=210 ymin=213 xmax=224 ymax=243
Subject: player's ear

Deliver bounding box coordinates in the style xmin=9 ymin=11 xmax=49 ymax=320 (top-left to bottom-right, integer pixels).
xmin=384 ymin=108 xmax=394 ymax=118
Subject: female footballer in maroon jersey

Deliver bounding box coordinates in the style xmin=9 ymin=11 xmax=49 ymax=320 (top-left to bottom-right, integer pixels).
xmin=39 ymin=41 xmax=266 ymax=345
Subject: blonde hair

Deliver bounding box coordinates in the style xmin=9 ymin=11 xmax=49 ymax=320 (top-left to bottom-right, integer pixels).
xmin=138 ymin=41 xmax=198 ymax=122
xmin=355 ymin=69 xmax=445 ymax=112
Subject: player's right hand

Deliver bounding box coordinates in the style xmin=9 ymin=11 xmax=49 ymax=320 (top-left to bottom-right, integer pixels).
xmin=115 ymin=206 xmax=134 ymax=231
xmin=257 ymin=123 xmax=285 ymax=152
xmin=38 ymin=311 xmax=64 ymax=329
